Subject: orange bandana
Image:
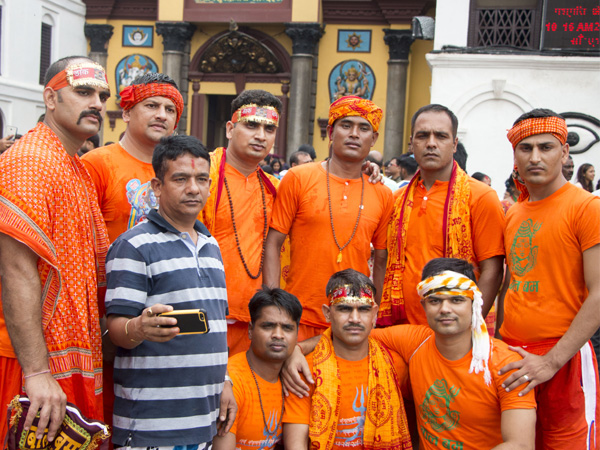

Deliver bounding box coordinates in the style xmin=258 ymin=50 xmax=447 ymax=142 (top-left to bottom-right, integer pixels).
xmin=507 ymin=116 xmax=568 ymax=202
xmin=328 ymin=95 xmax=383 ymax=133
xmin=379 ymin=162 xmax=474 ymax=326
xmin=119 ymin=83 xmax=184 ymax=126
xmin=231 ymin=104 xmax=279 ymax=127
xmin=309 ymin=328 xmax=412 ymax=450
xmin=46 ymin=62 xmax=109 ymax=91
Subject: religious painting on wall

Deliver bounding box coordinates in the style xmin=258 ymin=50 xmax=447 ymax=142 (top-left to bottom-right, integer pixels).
xmin=329 ymin=60 xmax=376 ymax=102
xmin=115 ymin=55 xmax=159 ymax=99
xmin=122 ymin=26 xmax=154 ymax=48
xmin=337 ymin=30 xmax=372 ymax=53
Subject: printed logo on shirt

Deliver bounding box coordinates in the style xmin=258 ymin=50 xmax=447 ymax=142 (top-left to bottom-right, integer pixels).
xmin=237 ymin=410 xmax=282 ymax=450
xmin=125 ymin=178 xmax=158 ymax=229
xmin=509 ymin=218 xmax=541 ymax=277
xmin=334 ymin=385 xmax=367 ymax=447
xmin=419 ymin=379 xmax=460 ymax=432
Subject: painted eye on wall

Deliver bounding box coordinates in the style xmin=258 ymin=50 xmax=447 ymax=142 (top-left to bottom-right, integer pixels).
xmin=561 ymin=112 xmax=600 ymax=155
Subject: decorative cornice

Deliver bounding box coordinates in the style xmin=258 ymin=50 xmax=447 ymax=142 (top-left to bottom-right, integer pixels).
xmin=284 ymin=23 xmax=323 ymax=55
xmin=383 ymin=29 xmax=414 ymax=61
xmin=83 ymin=0 xmax=157 ymax=20
xmin=156 ymin=22 xmax=196 ymax=53
xmin=84 ymin=24 xmax=114 ymax=53
xmin=322 ymin=0 xmax=432 ymax=25
xmin=106 ymin=110 xmax=122 ymax=131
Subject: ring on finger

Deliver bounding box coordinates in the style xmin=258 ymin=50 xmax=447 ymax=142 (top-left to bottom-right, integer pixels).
xmin=148 ymin=308 xmax=153 ymax=316
xmin=523 ymin=374 xmax=529 ymax=381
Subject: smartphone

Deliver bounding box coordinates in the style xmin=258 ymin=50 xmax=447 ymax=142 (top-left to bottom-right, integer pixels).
xmin=159 ymin=309 xmax=209 ymax=335
xmin=6 ymin=126 xmax=17 ymax=141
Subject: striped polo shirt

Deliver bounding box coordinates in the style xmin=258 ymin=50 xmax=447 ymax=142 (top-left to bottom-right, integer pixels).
xmin=105 ymin=209 xmax=228 ymax=447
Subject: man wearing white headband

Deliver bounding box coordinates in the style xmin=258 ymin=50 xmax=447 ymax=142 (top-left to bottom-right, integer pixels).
xmin=284 ymin=258 xmax=536 ymax=449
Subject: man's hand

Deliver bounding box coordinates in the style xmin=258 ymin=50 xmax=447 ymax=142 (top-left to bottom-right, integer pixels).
xmin=23 ymin=373 xmax=67 ymax=442
xmin=499 ymin=346 xmax=560 ymax=396
xmin=107 ymin=304 xmax=179 ymax=349
xmin=0 ymin=135 xmax=15 ymax=153
xmin=281 ymin=345 xmax=313 ymax=398
xmin=361 ymin=160 xmax=383 ymax=184
xmin=217 ymin=380 xmax=237 ymax=436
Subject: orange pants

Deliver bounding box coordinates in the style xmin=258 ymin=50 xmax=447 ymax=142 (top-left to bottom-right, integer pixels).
xmin=506 ymin=338 xmax=599 ymax=450
xmin=0 ymin=356 xmax=22 ymax=443
xmin=227 ymin=321 xmax=325 ymax=356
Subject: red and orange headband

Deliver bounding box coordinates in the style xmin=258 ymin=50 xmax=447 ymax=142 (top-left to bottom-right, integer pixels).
xmin=120 ymin=83 xmax=185 ymax=126
xmin=46 ymin=62 xmax=109 ymax=91
xmin=328 ymin=285 xmax=375 ymax=305
xmin=231 ymin=104 xmax=280 ymax=127
xmin=506 ymin=116 xmax=568 ymax=150
xmin=328 ymin=95 xmax=383 ymax=133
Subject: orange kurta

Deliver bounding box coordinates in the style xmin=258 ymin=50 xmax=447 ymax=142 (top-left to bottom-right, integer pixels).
xmin=0 ymin=123 xmax=109 ymax=424
xmin=372 ymin=325 xmax=536 ymax=450
xmin=82 ymin=143 xmax=156 ymax=244
xmin=201 ymin=148 xmax=279 ymax=324
xmin=382 ymin=177 xmax=505 ymax=326
xmin=270 ymin=163 xmax=393 ymax=328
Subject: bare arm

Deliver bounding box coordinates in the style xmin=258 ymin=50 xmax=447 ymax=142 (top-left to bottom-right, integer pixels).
xmin=211 ymin=431 xmax=236 ymax=450
xmin=106 ymin=304 xmax=178 ymax=349
xmin=281 ymin=335 xmax=321 ymax=397
xmin=0 ymin=233 xmax=66 ymax=441
xmin=490 ymin=408 xmax=536 ymax=449
xmin=372 ymin=249 xmax=387 ymax=306
xmin=500 ymin=244 xmax=600 ymax=394
xmin=478 ymin=255 xmax=504 ymax=317
xmin=217 ymin=379 xmax=237 ymax=436
xmin=284 ymin=423 xmax=309 ymax=449
xmin=263 ymin=228 xmax=286 ymax=288
xmin=495 ymin=270 xmax=511 ymax=338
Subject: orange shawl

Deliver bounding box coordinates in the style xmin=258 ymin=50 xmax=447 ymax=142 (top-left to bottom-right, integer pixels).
xmin=0 ymin=123 xmax=109 ymax=420
xmin=309 ymin=328 xmax=412 ymax=450
xmin=379 ymin=161 xmax=474 ymax=326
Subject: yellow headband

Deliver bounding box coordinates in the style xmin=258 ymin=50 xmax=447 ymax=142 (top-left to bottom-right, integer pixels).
xmin=328 ymin=285 xmax=375 ymax=305
xmin=232 ymin=104 xmax=279 ymax=127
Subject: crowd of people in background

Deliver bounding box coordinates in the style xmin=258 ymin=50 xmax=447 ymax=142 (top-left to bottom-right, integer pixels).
xmin=0 ymin=55 xmax=598 ymax=450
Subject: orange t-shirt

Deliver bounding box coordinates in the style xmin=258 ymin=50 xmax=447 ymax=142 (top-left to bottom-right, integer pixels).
xmin=372 ymin=325 xmax=536 ymax=449
xmin=200 ymin=154 xmax=278 ymax=322
xmin=284 ymin=350 xmax=406 ymax=449
xmin=82 ymin=143 xmax=156 ymax=243
xmin=228 ymin=352 xmax=290 ymax=449
xmin=387 ymin=178 xmax=505 ymax=325
xmin=500 ymin=183 xmax=600 ymax=343
xmin=270 ymin=163 xmax=394 ymax=328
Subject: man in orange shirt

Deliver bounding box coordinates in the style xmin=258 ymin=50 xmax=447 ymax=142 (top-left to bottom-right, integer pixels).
xmin=498 ymin=109 xmax=600 ymax=449
xmin=0 ymin=56 xmax=111 ymax=441
xmin=283 ymin=269 xmax=412 ymax=450
xmin=200 ymin=90 xmax=282 ymax=356
xmin=264 ymin=96 xmax=393 ymax=340
xmin=82 ymin=72 xmax=184 ymax=243
xmin=284 ymin=259 xmax=536 ymax=449
xmin=380 ymin=104 xmax=505 ymax=327
xmin=212 ymin=287 xmax=303 ymax=450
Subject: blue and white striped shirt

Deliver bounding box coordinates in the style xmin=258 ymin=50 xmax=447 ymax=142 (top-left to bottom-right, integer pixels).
xmin=105 ymin=209 xmax=228 ymax=447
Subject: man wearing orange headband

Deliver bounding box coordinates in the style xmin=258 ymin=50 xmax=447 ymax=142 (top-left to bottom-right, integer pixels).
xmin=498 ymin=108 xmax=600 ymax=449
xmin=379 ymin=104 xmax=505 ymax=329
xmin=264 ymin=96 xmax=393 ymax=342
xmin=0 ymin=56 xmax=111 ymax=441
xmin=283 ymin=269 xmax=412 ymax=450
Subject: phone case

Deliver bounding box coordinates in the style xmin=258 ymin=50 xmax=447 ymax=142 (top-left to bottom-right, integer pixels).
xmin=159 ymin=309 xmax=209 ymax=335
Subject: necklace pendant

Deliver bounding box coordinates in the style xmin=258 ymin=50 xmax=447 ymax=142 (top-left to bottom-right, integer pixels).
xmin=337 ymin=251 xmax=342 ymax=263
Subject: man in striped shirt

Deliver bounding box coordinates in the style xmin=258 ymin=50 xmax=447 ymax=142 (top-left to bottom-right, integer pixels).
xmin=105 ymin=135 xmax=236 ymax=450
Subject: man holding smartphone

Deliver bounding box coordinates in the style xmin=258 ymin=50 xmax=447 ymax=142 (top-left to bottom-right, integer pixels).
xmin=105 ymin=135 xmax=236 ymax=450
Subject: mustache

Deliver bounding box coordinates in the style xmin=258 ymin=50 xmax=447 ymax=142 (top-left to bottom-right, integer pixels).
xmin=77 ymin=110 xmax=102 ymax=125
xmin=343 ymin=324 xmax=365 ymax=331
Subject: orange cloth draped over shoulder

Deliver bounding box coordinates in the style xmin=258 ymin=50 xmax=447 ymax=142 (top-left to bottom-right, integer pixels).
xmin=380 ymin=162 xmax=476 ymax=326
xmin=200 ymin=147 xmax=281 ymax=323
xmin=0 ymin=123 xmax=109 ymax=422
xmin=309 ymin=328 xmax=412 ymax=450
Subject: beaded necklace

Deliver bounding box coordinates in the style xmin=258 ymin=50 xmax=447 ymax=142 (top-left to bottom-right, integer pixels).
xmin=247 ymin=355 xmax=285 ymax=436
xmin=326 ymin=160 xmax=365 ymax=263
xmin=223 ymin=171 xmax=267 ymax=279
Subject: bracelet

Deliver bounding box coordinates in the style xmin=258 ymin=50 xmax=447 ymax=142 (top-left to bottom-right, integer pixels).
xmin=224 ymin=374 xmax=233 ymax=386
xmin=125 ymin=318 xmax=141 ymax=343
xmin=296 ymin=343 xmax=303 ymax=354
xmin=24 ymin=369 xmax=51 ymax=380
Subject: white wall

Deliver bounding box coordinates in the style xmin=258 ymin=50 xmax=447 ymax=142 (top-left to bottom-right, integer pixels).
xmin=0 ymin=0 xmax=87 ymax=136
xmin=428 ymin=0 xmax=600 ymax=196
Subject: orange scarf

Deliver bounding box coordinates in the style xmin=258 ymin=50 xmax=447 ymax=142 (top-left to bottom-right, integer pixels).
xmin=309 ymin=328 xmax=412 ymax=450
xmin=379 ymin=161 xmax=474 ymax=326
xmin=0 ymin=123 xmax=109 ymax=420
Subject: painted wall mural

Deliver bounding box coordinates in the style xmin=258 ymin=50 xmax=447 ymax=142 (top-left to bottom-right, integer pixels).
xmin=337 ymin=30 xmax=372 ymax=53
xmin=123 ymin=26 xmax=154 ymax=48
xmin=115 ymin=55 xmax=159 ymax=97
xmin=329 ymin=60 xmax=376 ymax=102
